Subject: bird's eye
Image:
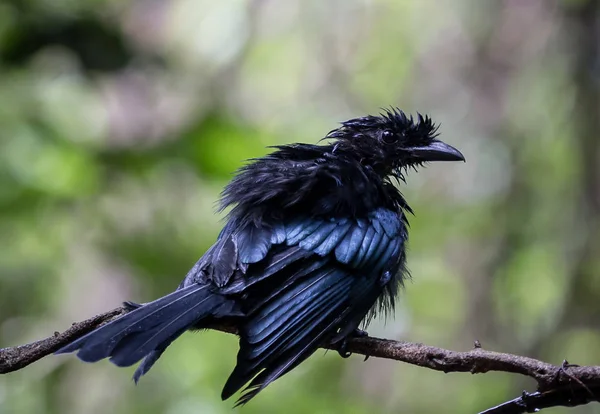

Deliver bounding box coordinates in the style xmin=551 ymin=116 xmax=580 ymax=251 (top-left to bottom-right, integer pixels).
xmin=381 ymin=130 xmax=397 ymax=144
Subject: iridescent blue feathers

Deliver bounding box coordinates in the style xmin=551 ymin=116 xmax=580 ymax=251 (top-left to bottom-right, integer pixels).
xmin=55 ymin=108 xmax=464 ymax=406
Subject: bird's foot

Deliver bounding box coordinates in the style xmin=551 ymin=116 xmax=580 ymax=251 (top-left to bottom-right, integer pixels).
xmin=335 ymin=329 xmax=369 ymax=359
xmin=353 ymin=328 xmax=368 ymax=338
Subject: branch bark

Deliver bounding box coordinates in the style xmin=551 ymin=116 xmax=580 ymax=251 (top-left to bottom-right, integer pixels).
xmin=1 ymin=306 xmax=599 ymax=413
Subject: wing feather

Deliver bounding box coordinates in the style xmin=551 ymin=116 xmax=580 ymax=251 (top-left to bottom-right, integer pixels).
xmin=219 ymin=207 xmax=406 ymax=403
xmin=222 ymin=267 xmax=353 ymax=402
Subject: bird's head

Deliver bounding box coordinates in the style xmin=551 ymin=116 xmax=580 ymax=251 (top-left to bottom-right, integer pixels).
xmin=326 ymin=108 xmax=464 ymax=179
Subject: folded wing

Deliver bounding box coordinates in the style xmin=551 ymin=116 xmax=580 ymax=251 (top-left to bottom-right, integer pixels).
xmin=222 ymin=208 xmax=405 ymax=404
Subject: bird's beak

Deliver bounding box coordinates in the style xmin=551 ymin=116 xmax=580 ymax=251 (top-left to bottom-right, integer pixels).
xmin=408 ymin=140 xmax=465 ymax=162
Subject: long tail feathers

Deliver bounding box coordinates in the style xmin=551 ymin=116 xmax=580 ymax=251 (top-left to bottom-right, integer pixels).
xmin=56 ymin=265 xmax=379 ymax=405
xmin=56 ymin=284 xmax=239 ymax=380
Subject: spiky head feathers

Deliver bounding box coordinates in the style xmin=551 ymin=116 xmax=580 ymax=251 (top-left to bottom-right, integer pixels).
xmin=326 ymin=108 xmax=463 ymax=177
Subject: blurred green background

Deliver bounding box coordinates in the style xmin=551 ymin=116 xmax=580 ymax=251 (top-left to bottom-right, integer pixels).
xmin=1 ymin=0 xmax=600 ymax=413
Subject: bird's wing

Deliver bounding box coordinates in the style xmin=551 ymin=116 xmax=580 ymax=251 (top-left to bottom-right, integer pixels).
xmin=222 ymin=208 xmax=406 ymax=404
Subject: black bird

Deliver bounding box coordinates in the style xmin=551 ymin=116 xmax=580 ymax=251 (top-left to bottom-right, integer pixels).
xmin=56 ymin=108 xmax=464 ymax=404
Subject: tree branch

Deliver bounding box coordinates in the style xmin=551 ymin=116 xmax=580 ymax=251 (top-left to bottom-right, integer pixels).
xmin=479 ymin=385 xmax=600 ymax=414
xmin=1 ymin=307 xmax=599 ymax=413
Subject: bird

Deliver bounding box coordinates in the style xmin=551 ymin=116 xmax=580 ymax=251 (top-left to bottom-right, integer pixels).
xmin=55 ymin=108 xmax=465 ymax=405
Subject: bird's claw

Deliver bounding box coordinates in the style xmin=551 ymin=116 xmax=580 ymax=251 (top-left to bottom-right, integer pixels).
xmin=335 ymin=328 xmax=369 ymax=359
xmin=337 ymin=340 xmax=352 ymax=358
xmin=353 ymin=328 xmax=368 ymax=338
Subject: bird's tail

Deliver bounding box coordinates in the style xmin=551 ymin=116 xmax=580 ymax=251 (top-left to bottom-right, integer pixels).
xmin=56 ymin=284 xmax=241 ymax=381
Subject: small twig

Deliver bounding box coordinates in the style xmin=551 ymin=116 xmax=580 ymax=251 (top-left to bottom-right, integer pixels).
xmin=479 ymin=385 xmax=600 ymax=414
xmin=1 ymin=307 xmax=600 ymax=413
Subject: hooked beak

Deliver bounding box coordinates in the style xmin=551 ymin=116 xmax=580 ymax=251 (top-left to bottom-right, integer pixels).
xmin=408 ymin=140 xmax=465 ymax=162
